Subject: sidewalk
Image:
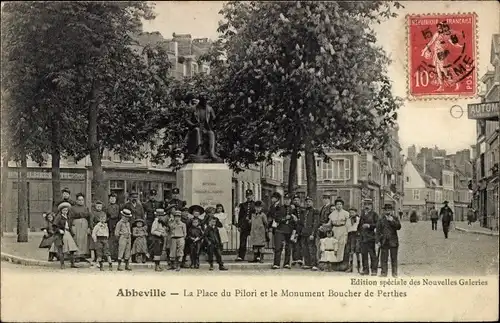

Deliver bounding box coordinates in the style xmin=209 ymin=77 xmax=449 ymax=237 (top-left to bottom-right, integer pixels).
xmin=454 ymin=221 xmax=499 ymax=237
xmin=1 ymin=233 xmax=272 ymax=269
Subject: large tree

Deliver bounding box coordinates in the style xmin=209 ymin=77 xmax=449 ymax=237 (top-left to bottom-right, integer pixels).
xmin=156 ymin=1 xmax=402 ymax=202
xmin=2 ymin=2 xmax=173 ymax=209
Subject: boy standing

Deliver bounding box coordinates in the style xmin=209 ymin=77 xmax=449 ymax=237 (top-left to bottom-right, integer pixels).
xmin=90 ymin=200 xmax=106 ymax=265
xmin=376 ymin=204 xmax=402 ymax=278
xmin=169 ymin=210 xmax=187 ymax=271
xmin=115 ymin=209 xmax=133 ymax=271
xmin=204 ymin=217 xmax=229 ymax=271
xmin=188 ymin=217 xmax=204 ymax=268
xmin=91 ymin=213 xmax=113 ymax=271
xmin=297 ymin=196 xmax=320 ymax=271
xmin=346 ymin=207 xmax=362 ymax=273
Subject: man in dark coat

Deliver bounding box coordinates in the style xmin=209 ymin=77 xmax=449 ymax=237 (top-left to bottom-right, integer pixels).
xmin=296 ymin=196 xmax=320 ymax=270
xmin=357 ymin=199 xmax=379 ymax=276
xmin=269 ymin=192 xmax=297 ymax=269
xmin=123 ymin=192 xmax=145 ymax=221
xmin=165 ymin=188 xmax=185 ymax=211
xmin=440 ymin=201 xmax=454 ymax=238
xmin=235 ymin=189 xmax=255 ymax=261
xmin=143 ymin=189 xmax=160 ymax=233
xmin=376 ymin=204 xmax=402 ymax=278
xmin=291 ymin=194 xmax=304 ymax=266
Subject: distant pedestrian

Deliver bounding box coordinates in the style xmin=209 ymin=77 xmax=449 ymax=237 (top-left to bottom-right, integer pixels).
xmin=204 ymin=216 xmax=228 ymax=271
xmin=430 ymin=207 xmax=439 ymax=230
xmin=358 ymin=200 xmax=379 ymax=276
xmin=169 ymin=210 xmax=187 ymax=271
xmin=115 ymin=209 xmax=133 ymax=271
xmin=53 ymin=202 xmax=79 ymax=269
xmin=466 ymin=207 xmax=475 ymax=226
xmin=91 ymin=212 xmax=113 ymax=271
xmin=376 ymin=204 xmax=401 ymax=278
xmin=131 ymin=219 xmax=149 ymax=263
xmin=249 ymin=201 xmax=268 ymax=263
xmin=440 ymin=201 xmax=454 ymax=239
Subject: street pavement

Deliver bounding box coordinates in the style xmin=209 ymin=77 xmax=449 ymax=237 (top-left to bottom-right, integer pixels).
xmin=2 ymin=221 xmax=498 ymax=276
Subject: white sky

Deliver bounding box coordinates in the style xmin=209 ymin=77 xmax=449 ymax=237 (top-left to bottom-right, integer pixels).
xmin=143 ymin=1 xmax=500 ymax=155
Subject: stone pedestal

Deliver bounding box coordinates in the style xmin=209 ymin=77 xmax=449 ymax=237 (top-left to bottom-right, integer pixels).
xmin=176 ymin=163 xmax=232 ymax=210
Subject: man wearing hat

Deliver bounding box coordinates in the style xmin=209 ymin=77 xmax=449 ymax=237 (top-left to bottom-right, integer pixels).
xmin=269 ymin=192 xmax=298 ymax=269
xmin=114 ymin=209 xmax=133 ymax=271
xmin=53 ymin=187 xmax=76 ymax=212
xmin=439 ymin=201 xmax=454 ymax=239
xmin=357 ymin=199 xmax=379 ymax=276
xmin=166 ymin=188 xmax=184 ymax=211
xmin=297 ymin=196 xmax=320 ymax=270
xmin=106 ymin=193 xmax=121 ymax=261
xmin=235 ymin=189 xmax=255 ymax=261
xmin=123 ymin=192 xmax=145 ymax=221
xmin=376 ymin=204 xmax=401 ymax=277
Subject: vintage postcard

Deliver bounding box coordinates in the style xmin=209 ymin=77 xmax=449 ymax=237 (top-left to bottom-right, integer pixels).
xmin=1 ymin=1 xmax=499 ymax=322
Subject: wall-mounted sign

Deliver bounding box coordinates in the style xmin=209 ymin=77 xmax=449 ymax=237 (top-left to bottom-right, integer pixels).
xmin=467 ymin=101 xmax=499 ymax=120
xmin=8 ymin=171 xmax=85 ymax=180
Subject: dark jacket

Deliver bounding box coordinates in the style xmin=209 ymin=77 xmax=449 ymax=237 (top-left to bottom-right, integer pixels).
xmin=204 ymin=225 xmax=222 ymax=248
xmin=357 ymin=210 xmax=378 ymax=243
xmin=376 ymin=214 xmax=402 ymax=248
xmin=164 ymin=198 xmax=184 ymax=211
xmin=123 ymin=201 xmax=145 ymax=221
xmin=269 ymin=203 xmax=297 ymax=234
xmin=440 ymin=206 xmax=453 ymax=223
xmin=106 ymin=203 xmax=121 ymax=235
xmin=52 ymin=213 xmax=70 ymax=248
xmin=52 ymin=198 xmax=76 ymax=213
xmin=318 ymin=203 xmax=331 ymax=224
xmin=143 ymin=199 xmax=160 ymax=221
xmin=297 ymin=207 xmax=320 ymax=237
xmin=188 ymin=226 xmax=204 ymax=241
xmin=238 ymin=200 xmax=255 ymax=232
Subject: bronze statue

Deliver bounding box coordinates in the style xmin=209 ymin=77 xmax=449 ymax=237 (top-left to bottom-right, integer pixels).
xmin=184 ymin=94 xmax=222 ymax=163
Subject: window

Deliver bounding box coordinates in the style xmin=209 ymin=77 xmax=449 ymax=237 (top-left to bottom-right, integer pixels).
xmin=110 ymin=180 xmax=125 ymax=189
xmin=406 ymin=176 xmax=410 ymax=183
xmin=412 ymin=189 xmax=420 ymax=200
xmin=191 ymin=62 xmax=198 ymax=75
xmin=321 ymin=159 xmax=351 ymax=181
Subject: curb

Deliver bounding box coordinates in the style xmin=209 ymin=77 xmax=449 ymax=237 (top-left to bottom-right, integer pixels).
xmin=1 ymin=253 xmax=273 ymax=270
xmin=455 ymin=227 xmax=499 ymax=237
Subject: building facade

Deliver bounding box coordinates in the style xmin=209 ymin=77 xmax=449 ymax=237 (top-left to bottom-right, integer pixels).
xmin=468 ymin=34 xmax=499 ymax=231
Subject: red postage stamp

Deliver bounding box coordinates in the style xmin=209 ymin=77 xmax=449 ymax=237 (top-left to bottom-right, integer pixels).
xmin=407 ymin=13 xmax=477 ymax=99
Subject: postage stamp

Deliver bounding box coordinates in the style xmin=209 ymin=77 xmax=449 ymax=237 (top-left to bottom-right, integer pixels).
xmin=407 ymin=13 xmax=478 ymax=100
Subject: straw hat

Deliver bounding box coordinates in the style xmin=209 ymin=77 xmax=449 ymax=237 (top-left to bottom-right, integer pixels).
xmin=58 ymin=202 xmax=72 ymax=211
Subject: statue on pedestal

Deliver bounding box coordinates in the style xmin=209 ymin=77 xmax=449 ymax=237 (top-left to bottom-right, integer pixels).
xmin=184 ymin=93 xmax=222 ymax=163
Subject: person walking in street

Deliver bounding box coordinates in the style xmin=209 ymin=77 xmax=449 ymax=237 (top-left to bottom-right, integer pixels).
xmin=115 ymin=209 xmax=133 ymax=271
xmin=357 ymin=199 xmax=379 ymax=276
xmin=430 ymin=207 xmax=439 ymax=231
xmin=269 ymin=192 xmax=297 ymax=269
xmin=91 ymin=212 xmax=113 ymax=271
xmin=297 ymin=196 xmax=320 ymax=271
xmin=345 ymin=207 xmax=362 ymax=273
xmin=466 ymin=207 xmax=475 ymax=226
xmin=440 ymin=201 xmax=454 ymax=239
xmin=204 ymin=216 xmax=229 ymax=271
xmin=235 ymin=189 xmax=255 ymax=262
xmin=53 ymin=202 xmax=79 ymax=269
xmin=150 ymin=209 xmax=168 ymax=271
xmin=70 ymin=193 xmax=91 ymax=261
xmin=291 ymin=194 xmax=304 ymax=266
xmin=106 ymin=193 xmax=120 ymax=261
xmin=376 ymin=204 xmax=402 ymax=278
xmin=249 ymin=201 xmax=268 ymax=263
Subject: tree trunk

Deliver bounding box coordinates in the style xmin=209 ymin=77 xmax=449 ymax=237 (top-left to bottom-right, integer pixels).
xmin=88 ymin=93 xmax=107 ymax=204
xmin=17 ymin=153 xmax=29 ymax=242
xmin=287 ymin=148 xmax=298 ymax=193
xmin=1 ymin=154 xmax=10 ymax=236
xmin=51 ymin=117 xmax=61 ymax=212
xmin=304 ymin=142 xmax=317 ymax=204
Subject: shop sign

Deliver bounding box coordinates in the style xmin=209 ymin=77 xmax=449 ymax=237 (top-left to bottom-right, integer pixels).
xmin=8 ymin=171 xmax=85 ymax=180
xmin=467 ymin=101 xmax=499 ymax=120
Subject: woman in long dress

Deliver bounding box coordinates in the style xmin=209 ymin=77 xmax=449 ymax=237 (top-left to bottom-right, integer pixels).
xmin=213 ymin=204 xmax=230 ymax=249
xmin=70 ymin=193 xmax=92 ymax=260
xmin=327 ymin=199 xmax=350 ymax=270
xmin=53 ymin=202 xmax=79 ymax=268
